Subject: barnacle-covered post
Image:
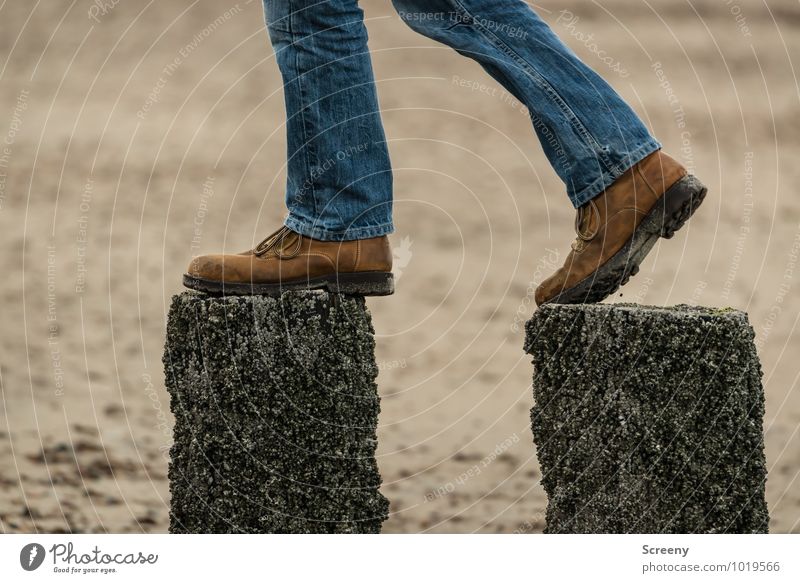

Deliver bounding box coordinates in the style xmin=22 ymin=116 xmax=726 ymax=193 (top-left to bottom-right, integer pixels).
xmin=525 ymin=303 xmax=769 ymax=533
xmin=163 ymin=291 xmax=388 ymax=533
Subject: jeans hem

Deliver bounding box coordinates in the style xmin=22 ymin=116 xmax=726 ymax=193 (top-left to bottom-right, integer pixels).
xmin=284 ymin=214 xmax=394 ymax=241
xmin=569 ymin=140 xmax=662 ymax=208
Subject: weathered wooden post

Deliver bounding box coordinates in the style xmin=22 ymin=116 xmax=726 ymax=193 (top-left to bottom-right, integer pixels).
xmin=163 ymin=291 xmax=388 ymax=533
xmin=525 ymin=303 xmax=769 ymax=533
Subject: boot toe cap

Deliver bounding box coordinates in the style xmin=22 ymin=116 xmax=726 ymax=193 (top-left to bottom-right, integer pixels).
xmin=187 ymin=254 xmax=225 ymax=280
xmin=535 ymin=271 xmax=569 ymax=306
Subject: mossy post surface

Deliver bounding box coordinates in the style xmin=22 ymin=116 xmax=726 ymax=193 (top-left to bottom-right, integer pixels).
xmin=163 ymin=291 xmax=389 ymax=533
xmin=524 ymin=303 xmax=769 ymax=534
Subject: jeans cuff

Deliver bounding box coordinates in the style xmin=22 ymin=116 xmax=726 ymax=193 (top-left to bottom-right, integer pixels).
xmin=284 ymin=214 xmax=394 ymax=241
xmin=569 ymin=140 xmax=663 ymax=208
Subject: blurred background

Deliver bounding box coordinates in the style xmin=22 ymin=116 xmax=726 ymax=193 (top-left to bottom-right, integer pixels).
xmin=1 ymin=0 xmax=798 ymax=533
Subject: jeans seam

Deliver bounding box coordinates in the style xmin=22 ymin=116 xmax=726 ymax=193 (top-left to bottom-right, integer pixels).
xmin=448 ymin=0 xmax=614 ymax=171
xmin=288 ymin=1 xmax=319 ymax=218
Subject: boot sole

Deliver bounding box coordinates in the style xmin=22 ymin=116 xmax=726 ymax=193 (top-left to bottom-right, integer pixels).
xmin=182 ymin=271 xmax=395 ymax=297
xmin=542 ymin=174 xmax=707 ymax=305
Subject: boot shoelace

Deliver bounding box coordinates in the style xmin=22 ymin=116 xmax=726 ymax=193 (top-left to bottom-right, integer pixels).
xmin=253 ymin=225 xmax=303 ymax=258
xmin=571 ymin=199 xmax=601 ymax=252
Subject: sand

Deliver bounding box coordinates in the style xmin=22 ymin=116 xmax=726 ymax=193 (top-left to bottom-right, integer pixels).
xmin=0 ymin=0 xmax=798 ymax=533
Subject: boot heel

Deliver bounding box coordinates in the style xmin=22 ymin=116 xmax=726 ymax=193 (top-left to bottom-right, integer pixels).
xmin=660 ymin=175 xmax=707 ymax=239
xmin=326 ymin=272 xmax=395 ymax=296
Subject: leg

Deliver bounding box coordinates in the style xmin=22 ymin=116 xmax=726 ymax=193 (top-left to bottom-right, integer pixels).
xmin=265 ymin=0 xmax=393 ymax=241
xmin=184 ymin=1 xmax=395 ymax=296
xmin=393 ymin=0 xmax=705 ymax=304
xmin=394 ymin=0 xmax=661 ymax=207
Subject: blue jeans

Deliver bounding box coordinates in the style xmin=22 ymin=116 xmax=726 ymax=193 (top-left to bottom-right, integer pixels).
xmin=263 ymin=0 xmax=662 ymax=241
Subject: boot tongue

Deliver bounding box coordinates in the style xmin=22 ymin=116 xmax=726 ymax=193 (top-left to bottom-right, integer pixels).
xmin=575 ymin=201 xmax=600 ymax=241
xmin=276 ymin=230 xmax=300 ymax=253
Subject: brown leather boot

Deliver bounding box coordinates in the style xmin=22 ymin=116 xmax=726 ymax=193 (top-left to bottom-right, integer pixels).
xmin=535 ymin=150 xmax=706 ymax=305
xmin=183 ymin=225 xmax=394 ymax=296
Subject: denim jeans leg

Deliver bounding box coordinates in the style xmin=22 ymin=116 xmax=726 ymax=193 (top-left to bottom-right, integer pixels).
xmin=393 ymin=0 xmax=662 ymax=208
xmin=262 ymin=0 xmax=394 ymax=241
